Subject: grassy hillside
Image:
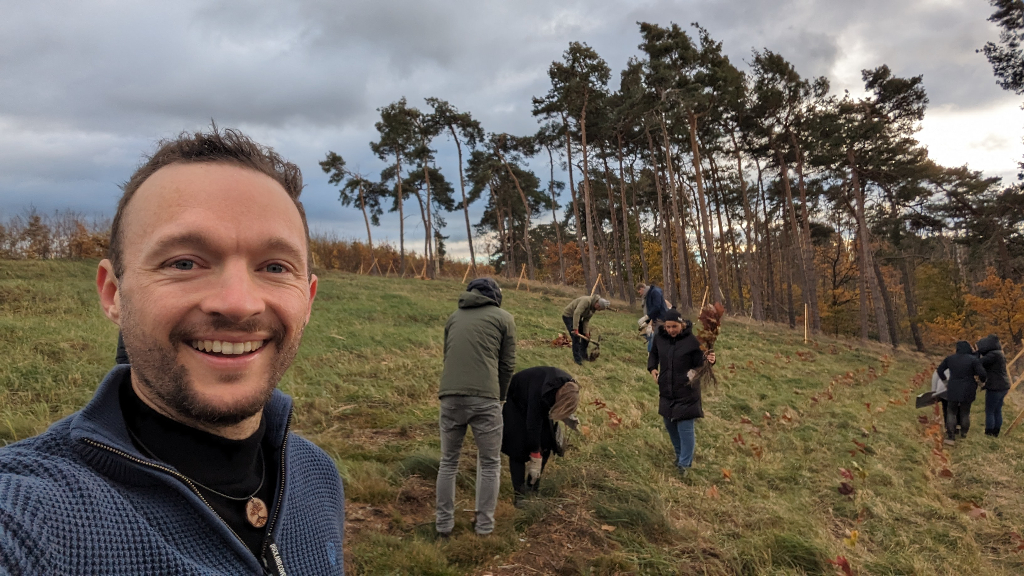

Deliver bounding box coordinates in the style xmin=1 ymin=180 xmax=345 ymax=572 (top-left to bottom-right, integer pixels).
xmin=3 ymin=259 xmax=1024 ymax=575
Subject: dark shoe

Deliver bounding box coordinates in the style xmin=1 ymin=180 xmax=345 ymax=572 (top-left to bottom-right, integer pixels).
xmin=994 ymin=427 xmax=1001 ymax=437
xmin=436 ymin=531 xmax=451 ymax=541
xmin=944 ymin=437 xmax=955 ymax=446
xmin=985 ymin=428 xmax=994 ymax=436
xmin=678 ymin=467 xmax=690 ymax=478
xmin=574 ymin=358 xmax=583 ymax=366
xmin=961 ymin=431 xmax=968 ymax=439
xmin=513 ymin=494 xmax=526 ymax=509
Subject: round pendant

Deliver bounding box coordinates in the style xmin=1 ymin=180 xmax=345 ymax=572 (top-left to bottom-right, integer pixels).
xmin=246 ymin=497 xmax=269 ymax=528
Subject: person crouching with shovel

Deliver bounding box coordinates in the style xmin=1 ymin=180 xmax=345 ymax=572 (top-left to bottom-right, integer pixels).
xmin=500 ymin=367 xmax=581 ymax=508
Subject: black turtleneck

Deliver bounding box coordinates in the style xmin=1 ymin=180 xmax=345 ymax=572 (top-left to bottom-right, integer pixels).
xmin=119 ymin=378 xmax=277 ymax=559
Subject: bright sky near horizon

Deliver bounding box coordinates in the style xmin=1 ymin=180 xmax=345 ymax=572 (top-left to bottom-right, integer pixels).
xmin=1 ymin=0 xmax=1020 ymax=262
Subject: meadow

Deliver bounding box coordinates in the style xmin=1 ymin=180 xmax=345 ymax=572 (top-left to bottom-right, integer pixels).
xmin=2 ymin=259 xmax=1023 ymax=575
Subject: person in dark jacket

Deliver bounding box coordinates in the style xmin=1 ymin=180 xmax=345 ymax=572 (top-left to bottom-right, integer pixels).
xmin=637 ymin=283 xmax=670 ymax=352
xmin=937 ymin=341 xmax=987 ymax=445
xmin=647 ymin=310 xmax=716 ymax=475
xmin=500 ymin=366 xmax=580 ymax=507
xmin=977 ymin=334 xmax=1011 ymax=437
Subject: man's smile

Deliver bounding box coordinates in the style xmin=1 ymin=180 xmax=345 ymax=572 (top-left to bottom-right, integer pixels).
xmin=189 ymin=339 xmax=266 ymax=356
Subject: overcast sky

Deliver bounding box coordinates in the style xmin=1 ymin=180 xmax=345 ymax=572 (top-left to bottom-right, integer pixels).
xmin=2 ymin=0 xmax=1020 ymax=260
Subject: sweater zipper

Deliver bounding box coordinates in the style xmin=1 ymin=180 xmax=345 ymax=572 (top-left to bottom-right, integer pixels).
xmin=81 ymin=438 xmax=251 ymax=555
xmin=260 ymin=414 xmax=291 ymax=567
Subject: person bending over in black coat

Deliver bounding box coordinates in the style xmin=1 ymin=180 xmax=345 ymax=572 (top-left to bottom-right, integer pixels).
xmin=977 ymin=334 xmax=1011 ymax=437
xmin=937 ymin=340 xmax=986 ymax=445
xmin=647 ymin=310 xmax=716 ymax=476
xmin=500 ymin=366 xmax=580 ymax=507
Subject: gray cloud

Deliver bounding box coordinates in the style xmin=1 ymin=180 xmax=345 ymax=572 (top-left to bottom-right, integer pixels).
xmin=0 ymin=0 xmax=1017 ymax=250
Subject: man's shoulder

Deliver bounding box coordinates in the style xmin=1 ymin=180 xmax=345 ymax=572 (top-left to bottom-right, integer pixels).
xmin=286 ymin=433 xmax=341 ymax=478
xmin=0 ymin=418 xmax=88 ymax=510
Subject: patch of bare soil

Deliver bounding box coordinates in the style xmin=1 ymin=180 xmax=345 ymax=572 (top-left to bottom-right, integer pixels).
xmin=474 ymin=497 xmax=620 ymax=576
xmin=344 ymin=474 xmax=437 ymax=541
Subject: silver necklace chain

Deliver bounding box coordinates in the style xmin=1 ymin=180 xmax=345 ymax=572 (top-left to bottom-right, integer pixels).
xmin=126 ymin=427 xmax=265 ymax=501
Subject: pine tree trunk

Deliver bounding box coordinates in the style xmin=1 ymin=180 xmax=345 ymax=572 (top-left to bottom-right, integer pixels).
xmin=783 ymin=224 xmax=796 ymax=328
xmin=687 ymin=111 xmax=722 ymax=306
xmin=756 ymin=158 xmax=777 ymax=322
xmin=658 ymin=118 xmax=692 ymax=310
xmin=731 ymin=132 xmax=764 ymax=320
xmin=601 ymin=151 xmax=626 ymax=299
xmin=617 ymin=133 xmax=636 ymax=306
xmin=629 ymin=164 xmax=651 ymax=284
xmin=708 ymin=159 xmax=734 ymax=312
xmin=421 ymin=157 xmax=435 ymax=279
xmin=562 ymin=116 xmax=589 ymax=288
xmin=545 ymin=144 xmax=566 ymax=285
xmin=450 ymin=128 xmax=477 ymax=276
xmin=873 ymin=255 xmax=899 ymax=348
xmin=579 ymin=91 xmax=599 ymax=291
xmin=495 ymin=140 xmax=535 ymax=280
xmin=646 ymin=124 xmax=675 ymax=304
xmin=900 ymin=253 xmax=925 ymax=351
xmin=849 ymin=150 xmax=890 ymax=344
xmin=396 ymin=153 xmax=406 ymax=276
xmin=357 ymin=180 xmax=375 ymax=274
xmin=775 ymin=145 xmax=813 ymax=327
xmin=790 ymin=134 xmax=821 ymax=331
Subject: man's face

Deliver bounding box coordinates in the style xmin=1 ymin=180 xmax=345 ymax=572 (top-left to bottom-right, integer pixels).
xmin=98 ymin=163 xmax=317 ymax=426
xmin=637 ymin=285 xmax=647 ymax=297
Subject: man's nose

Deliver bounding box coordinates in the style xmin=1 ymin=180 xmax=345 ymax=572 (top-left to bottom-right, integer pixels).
xmin=200 ymin=260 xmax=266 ymax=321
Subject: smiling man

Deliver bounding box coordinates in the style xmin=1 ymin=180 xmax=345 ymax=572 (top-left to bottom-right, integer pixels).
xmin=0 ymin=127 xmax=344 ymax=575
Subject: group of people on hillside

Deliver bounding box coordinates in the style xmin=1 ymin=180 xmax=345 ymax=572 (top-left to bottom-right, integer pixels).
xmin=933 ymin=334 xmax=1013 ymax=445
xmin=436 ymin=278 xmax=582 ymax=538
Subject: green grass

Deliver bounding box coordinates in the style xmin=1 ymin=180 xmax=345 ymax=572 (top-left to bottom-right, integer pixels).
xmin=4 ymin=259 xmax=1024 ymax=575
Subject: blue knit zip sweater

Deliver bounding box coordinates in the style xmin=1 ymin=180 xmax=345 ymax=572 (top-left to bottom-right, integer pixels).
xmin=0 ymin=365 xmax=345 ymax=575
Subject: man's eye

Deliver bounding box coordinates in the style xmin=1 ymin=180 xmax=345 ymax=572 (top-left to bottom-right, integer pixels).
xmin=266 ymin=263 xmax=286 ymax=273
xmin=171 ymin=260 xmax=195 ymax=271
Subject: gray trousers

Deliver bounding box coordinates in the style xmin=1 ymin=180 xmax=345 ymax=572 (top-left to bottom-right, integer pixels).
xmin=436 ymin=395 xmax=503 ymax=535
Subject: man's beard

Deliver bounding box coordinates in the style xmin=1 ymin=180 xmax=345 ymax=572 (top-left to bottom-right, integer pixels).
xmin=119 ymin=292 xmax=303 ymax=426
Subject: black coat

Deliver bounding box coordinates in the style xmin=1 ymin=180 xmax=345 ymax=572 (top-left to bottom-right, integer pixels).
xmin=977 ymin=335 xmax=1011 ymax=392
xmin=501 ymin=366 xmax=574 ymax=463
xmin=647 ymin=321 xmax=706 ymax=421
xmin=937 ymin=341 xmax=987 ymax=403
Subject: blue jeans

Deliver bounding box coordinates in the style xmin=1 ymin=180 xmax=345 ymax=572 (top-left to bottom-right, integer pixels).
xmin=663 ymin=416 xmax=695 ymax=468
xmin=986 ymin=389 xmax=1008 ymax=430
xmin=436 ymin=395 xmax=503 ymax=535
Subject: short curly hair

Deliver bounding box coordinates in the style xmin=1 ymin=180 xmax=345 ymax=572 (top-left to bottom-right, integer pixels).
xmin=108 ymin=125 xmax=310 ymax=277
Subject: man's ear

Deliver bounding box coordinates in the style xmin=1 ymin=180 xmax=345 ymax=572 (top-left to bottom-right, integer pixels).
xmin=96 ymin=259 xmax=121 ymax=325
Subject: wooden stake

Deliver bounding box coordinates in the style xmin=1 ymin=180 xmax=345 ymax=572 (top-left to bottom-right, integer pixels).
xmin=1010 ymin=371 xmax=1024 ymax=394
xmin=804 ymin=303 xmax=809 ymax=343
xmin=516 ymin=264 xmax=527 ymax=290
xmin=369 ymin=258 xmax=381 ymax=275
xmin=590 ymin=273 xmax=603 ymax=297
xmin=1007 ymin=347 xmax=1024 ymax=372
xmin=462 ymin=265 xmax=471 ymax=284
xmin=700 ymin=286 xmax=709 ymax=310
xmin=386 ymin=262 xmax=394 ymax=277
xmin=358 ymin=263 xmax=364 ymax=275
xmin=1006 ymin=405 xmax=1024 ymax=435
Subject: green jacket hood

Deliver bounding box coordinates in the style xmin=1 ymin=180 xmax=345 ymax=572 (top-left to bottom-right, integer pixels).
xmin=459 ymin=289 xmax=499 ymax=309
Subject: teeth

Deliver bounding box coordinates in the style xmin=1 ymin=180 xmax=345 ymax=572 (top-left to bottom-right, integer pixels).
xmin=190 ymin=339 xmax=265 ymax=355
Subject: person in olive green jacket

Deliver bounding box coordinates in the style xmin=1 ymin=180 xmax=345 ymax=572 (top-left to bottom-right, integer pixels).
xmin=562 ymin=294 xmax=610 ymax=365
xmin=436 ymin=278 xmax=516 ymax=538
